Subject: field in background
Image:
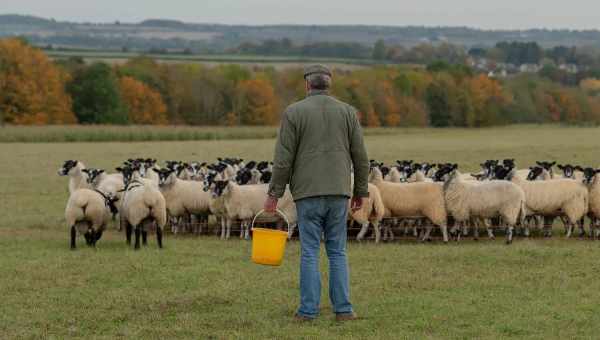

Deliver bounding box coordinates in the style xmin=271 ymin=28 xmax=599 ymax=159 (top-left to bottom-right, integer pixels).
xmin=47 ymin=50 xmax=377 ymax=69
xmin=1 ymin=123 xmax=597 ymax=143
xmin=1 ymin=125 xmax=600 ymax=338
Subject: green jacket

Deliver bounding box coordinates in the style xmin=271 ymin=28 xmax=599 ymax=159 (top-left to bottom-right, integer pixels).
xmin=268 ymin=90 xmax=370 ymax=201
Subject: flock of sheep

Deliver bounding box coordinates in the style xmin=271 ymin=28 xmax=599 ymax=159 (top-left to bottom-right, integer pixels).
xmin=58 ymin=157 xmax=600 ymax=250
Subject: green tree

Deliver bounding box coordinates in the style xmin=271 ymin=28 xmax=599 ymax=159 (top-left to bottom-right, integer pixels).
xmin=67 ymin=63 xmax=128 ymax=124
xmin=426 ymin=82 xmax=452 ymax=127
xmin=373 ymin=39 xmax=387 ymax=61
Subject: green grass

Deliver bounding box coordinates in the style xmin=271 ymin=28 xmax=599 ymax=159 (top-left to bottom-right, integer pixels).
xmin=2 ymin=125 xmax=600 ymax=338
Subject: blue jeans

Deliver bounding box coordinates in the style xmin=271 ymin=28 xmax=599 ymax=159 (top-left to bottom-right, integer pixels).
xmin=295 ymin=196 xmax=353 ymax=318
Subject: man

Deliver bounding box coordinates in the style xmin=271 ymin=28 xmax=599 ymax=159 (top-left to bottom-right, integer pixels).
xmin=264 ymin=64 xmax=369 ymax=322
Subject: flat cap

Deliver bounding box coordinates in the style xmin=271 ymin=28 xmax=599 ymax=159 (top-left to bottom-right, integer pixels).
xmin=303 ymin=64 xmax=332 ymax=79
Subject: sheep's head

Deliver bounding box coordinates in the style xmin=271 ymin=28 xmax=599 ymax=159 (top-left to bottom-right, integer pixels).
xmin=502 ymin=159 xmax=515 ymax=169
xmin=58 ymin=160 xmax=79 ymax=176
xmin=434 ymin=164 xmax=457 ymax=182
xmin=235 ymin=168 xmax=252 ymax=185
xmin=582 ymin=168 xmax=600 ymax=184
xmin=256 ymin=161 xmax=269 ymax=171
xmin=83 ymin=168 xmax=105 ymax=185
xmin=203 ymin=171 xmax=219 ymax=192
xmin=157 ymin=168 xmax=176 ymax=186
xmin=260 ymin=170 xmax=272 ymax=184
xmin=492 ymin=165 xmax=511 ymax=180
xmin=536 ymin=161 xmax=556 ymax=171
xmin=527 ymin=166 xmax=545 ymax=181
xmin=211 ymin=180 xmax=230 ymax=198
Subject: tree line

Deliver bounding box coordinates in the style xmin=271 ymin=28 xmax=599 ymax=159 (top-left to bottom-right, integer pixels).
xmin=2 ymin=38 xmax=600 ymax=127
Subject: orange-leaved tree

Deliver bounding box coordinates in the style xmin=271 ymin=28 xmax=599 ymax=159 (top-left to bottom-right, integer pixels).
xmin=234 ymin=78 xmax=278 ymax=125
xmin=119 ymin=76 xmax=168 ymax=124
xmin=0 ymin=38 xmax=76 ymax=124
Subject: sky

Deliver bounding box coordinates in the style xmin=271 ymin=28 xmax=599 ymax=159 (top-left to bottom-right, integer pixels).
xmin=3 ymin=0 xmax=599 ymax=30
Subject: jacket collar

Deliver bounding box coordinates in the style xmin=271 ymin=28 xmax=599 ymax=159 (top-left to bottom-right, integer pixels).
xmin=307 ymin=89 xmax=329 ymax=97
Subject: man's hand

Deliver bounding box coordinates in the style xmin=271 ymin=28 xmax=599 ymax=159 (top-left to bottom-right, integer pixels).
xmin=350 ymin=197 xmax=363 ymax=212
xmin=264 ymin=195 xmax=278 ymax=213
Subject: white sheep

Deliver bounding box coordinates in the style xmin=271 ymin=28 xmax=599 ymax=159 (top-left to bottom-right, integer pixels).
xmin=210 ymin=180 xmax=297 ymax=240
xmin=157 ymin=168 xmax=212 ymax=234
xmin=369 ymin=166 xmax=449 ymax=243
xmin=509 ymin=169 xmax=588 ymax=238
xmin=583 ymin=168 xmax=600 ymax=238
xmin=353 ymin=183 xmax=385 ymax=243
xmin=120 ymin=179 xmax=167 ymax=249
xmin=58 ymin=160 xmax=91 ymax=194
xmin=65 ymin=188 xmax=119 ymax=249
xmin=441 ymin=165 xmax=526 ymax=244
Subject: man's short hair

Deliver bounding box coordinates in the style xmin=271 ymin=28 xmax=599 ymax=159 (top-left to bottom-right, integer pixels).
xmin=306 ymin=73 xmax=332 ymax=90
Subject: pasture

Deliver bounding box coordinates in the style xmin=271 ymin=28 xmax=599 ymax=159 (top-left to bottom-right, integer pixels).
xmin=1 ymin=125 xmax=600 ymax=339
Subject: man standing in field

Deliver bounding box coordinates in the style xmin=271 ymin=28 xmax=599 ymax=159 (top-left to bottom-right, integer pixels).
xmin=264 ymin=64 xmax=370 ymax=322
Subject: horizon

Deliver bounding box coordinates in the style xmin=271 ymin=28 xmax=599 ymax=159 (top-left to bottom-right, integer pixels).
xmin=4 ymin=13 xmax=600 ymax=32
xmin=3 ymin=0 xmax=600 ymax=30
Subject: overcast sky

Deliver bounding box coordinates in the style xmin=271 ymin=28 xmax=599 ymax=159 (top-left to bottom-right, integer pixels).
xmin=4 ymin=0 xmax=599 ymax=30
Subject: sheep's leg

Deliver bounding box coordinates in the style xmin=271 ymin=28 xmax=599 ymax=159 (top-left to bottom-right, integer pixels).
xmin=565 ymin=222 xmax=574 ymax=238
xmin=578 ymin=218 xmax=586 ymax=238
xmin=134 ymin=226 xmax=141 ymax=250
xmin=226 ymin=219 xmax=232 ymax=239
xmin=142 ymin=230 xmax=148 ymax=246
xmin=372 ymin=221 xmax=381 ymax=244
xmin=288 ymin=224 xmax=296 ymax=240
xmin=421 ymin=226 xmax=433 ymax=242
xmin=473 ymin=220 xmax=480 ymax=240
xmin=94 ymin=229 xmax=103 ymax=245
xmin=356 ymin=222 xmax=369 ymax=242
xmin=126 ymin=223 xmax=132 ymax=244
xmin=412 ymin=220 xmax=419 ymax=238
xmin=440 ymin=225 xmax=449 ymax=243
xmin=506 ymin=225 xmax=514 ymax=245
xmin=156 ymin=227 xmax=163 ymax=249
xmin=220 ymin=218 xmax=226 ymax=239
xmin=70 ymin=226 xmax=77 ymax=250
xmin=487 ymin=226 xmax=495 ymax=240
xmin=244 ymin=221 xmax=250 ymax=240
xmin=84 ymin=231 xmax=92 ymax=246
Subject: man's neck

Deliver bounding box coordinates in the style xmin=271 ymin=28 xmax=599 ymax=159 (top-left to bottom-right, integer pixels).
xmin=307 ymin=89 xmax=329 ymax=97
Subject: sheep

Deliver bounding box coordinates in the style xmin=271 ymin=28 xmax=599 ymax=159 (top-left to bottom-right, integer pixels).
xmin=84 ymin=168 xmax=124 ymax=197
xmin=120 ymin=178 xmax=167 ymax=249
xmin=210 ymin=180 xmax=297 ymax=240
xmin=369 ymin=166 xmax=449 ymax=243
xmin=58 ymin=160 xmax=91 ymax=194
xmin=65 ymin=188 xmax=119 ymax=249
xmin=157 ymin=168 xmax=212 ymax=235
xmin=507 ymin=169 xmax=588 ymax=238
xmin=353 ymin=183 xmax=385 ymax=243
xmin=583 ymin=168 xmax=600 ymax=238
xmin=439 ymin=165 xmax=526 ymax=244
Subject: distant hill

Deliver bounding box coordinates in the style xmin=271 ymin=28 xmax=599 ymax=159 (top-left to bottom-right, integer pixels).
xmin=2 ymin=14 xmax=600 ymax=53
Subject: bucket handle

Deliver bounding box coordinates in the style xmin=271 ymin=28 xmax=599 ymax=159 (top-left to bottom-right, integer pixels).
xmin=251 ymin=209 xmax=291 ymax=234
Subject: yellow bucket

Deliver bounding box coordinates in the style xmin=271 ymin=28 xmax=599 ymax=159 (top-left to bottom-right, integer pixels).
xmin=251 ymin=209 xmax=290 ymax=266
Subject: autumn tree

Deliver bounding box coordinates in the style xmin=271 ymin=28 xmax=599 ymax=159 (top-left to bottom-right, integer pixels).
xmin=234 ymin=78 xmax=278 ymax=125
xmin=0 ymin=38 xmax=76 ymax=124
xmin=119 ymin=76 xmax=168 ymax=124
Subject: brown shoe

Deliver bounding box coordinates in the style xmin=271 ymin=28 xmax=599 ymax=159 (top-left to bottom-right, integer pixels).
xmin=294 ymin=314 xmax=315 ymax=322
xmin=335 ymin=312 xmax=359 ymax=322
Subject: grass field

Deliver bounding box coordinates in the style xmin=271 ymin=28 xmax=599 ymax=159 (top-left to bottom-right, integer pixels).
xmin=2 ymin=125 xmax=600 ymax=339
xmin=46 ymin=50 xmax=381 ymax=70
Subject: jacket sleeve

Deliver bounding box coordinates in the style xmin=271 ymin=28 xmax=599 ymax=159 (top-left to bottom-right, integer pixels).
xmin=268 ymin=109 xmax=297 ymax=198
xmin=349 ymin=107 xmax=370 ymax=198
